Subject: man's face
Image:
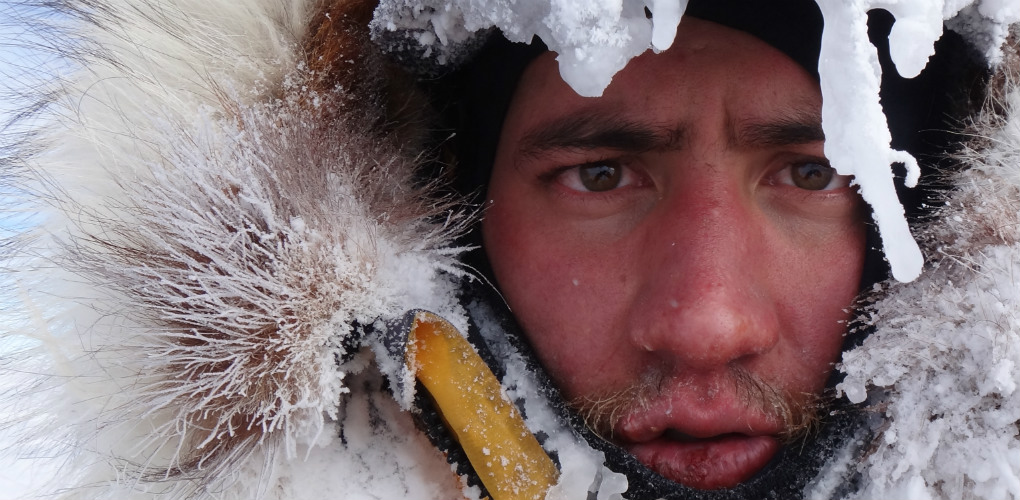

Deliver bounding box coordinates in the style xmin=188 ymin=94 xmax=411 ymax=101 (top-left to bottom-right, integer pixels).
xmin=481 ymin=18 xmax=866 ymax=490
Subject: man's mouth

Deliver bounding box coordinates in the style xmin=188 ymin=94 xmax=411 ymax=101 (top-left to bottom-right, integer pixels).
xmin=622 ymin=429 xmax=779 ymax=490
xmin=573 ymin=371 xmax=816 ymax=490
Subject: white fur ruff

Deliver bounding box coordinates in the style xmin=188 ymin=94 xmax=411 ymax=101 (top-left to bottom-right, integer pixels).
xmin=810 ymin=56 xmax=1020 ymax=500
xmin=1 ymin=1 xmax=470 ymax=498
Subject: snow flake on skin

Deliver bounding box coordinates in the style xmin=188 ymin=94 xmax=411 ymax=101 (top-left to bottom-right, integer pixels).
xmin=372 ymin=0 xmax=1020 ymax=284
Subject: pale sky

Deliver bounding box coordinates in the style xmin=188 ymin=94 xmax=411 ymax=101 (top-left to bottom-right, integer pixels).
xmin=1 ymin=2 xmax=65 ymax=125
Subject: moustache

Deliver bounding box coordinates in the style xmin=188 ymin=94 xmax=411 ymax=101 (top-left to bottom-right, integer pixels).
xmin=567 ymin=367 xmax=826 ymax=446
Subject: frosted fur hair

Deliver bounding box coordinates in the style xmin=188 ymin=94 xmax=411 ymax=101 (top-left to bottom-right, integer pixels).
xmin=1 ymin=0 xmax=469 ymax=497
xmin=809 ymin=33 xmax=1020 ymax=499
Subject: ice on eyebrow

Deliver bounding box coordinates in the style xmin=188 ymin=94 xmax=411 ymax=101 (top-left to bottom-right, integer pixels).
xmin=373 ymin=0 xmax=1020 ymax=283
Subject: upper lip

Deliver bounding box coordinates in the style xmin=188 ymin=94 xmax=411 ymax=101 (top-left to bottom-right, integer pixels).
xmin=612 ymin=388 xmax=785 ymax=445
xmin=611 ymin=393 xmax=786 ymax=490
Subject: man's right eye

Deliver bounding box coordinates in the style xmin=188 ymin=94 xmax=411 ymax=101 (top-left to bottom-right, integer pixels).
xmin=578 ymin=163 xmax=622 ymax=191
xmin=557 ymin=161 xmax=634 ymax=192
xmin=791 ymin=162 xmax=839 ymax=190
xmin=770 ymin=159 xmax=854 ymax=192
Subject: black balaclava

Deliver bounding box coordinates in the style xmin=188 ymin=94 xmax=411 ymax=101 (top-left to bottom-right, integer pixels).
xmin=419 ymin=2 xmax=987 ymax=498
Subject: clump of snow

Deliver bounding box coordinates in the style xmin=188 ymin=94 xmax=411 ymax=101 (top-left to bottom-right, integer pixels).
xmin=371 ymin=0 xmax=687 ymax=97
xmin=268 ymin=363 xmax=471 ymax=500
xmin=372 ymin=0 xmax=1020 ymax=283
xmin=948 ymin=1 xmax=1020 ymax=64
xmin=837 ymin=244 xmax=1020 ymax=499
xmin=834 ymin=78 xmax=1020 ymax=499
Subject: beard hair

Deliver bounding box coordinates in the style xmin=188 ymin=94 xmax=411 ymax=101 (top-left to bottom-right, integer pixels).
xmin=568 ymin=367 xmax=825 ymax=447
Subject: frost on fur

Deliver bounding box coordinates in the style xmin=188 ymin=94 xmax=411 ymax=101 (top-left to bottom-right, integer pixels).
xmin=64 ymin=90 xmax=466 ymax=483
xmin=833 ymin=43 xmax=1020 ymax=499
xmin=8 ymin=91 xmax=471 ymax=499
xmin=0 ymin=0 xmax=471 ymax=497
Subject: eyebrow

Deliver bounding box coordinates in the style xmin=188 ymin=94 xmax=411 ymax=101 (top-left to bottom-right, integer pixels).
xmin=518 ymin=110 xmax=684 ymax=158
xmin=516 ymin=108 xmax=824 ymax=159
xmin=729 ymin=114 xmax=825 ymax=149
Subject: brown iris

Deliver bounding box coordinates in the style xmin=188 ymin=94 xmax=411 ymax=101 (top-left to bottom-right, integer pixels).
xmin=791 ymin=162 xmax=834 ymax=190
xmin=578 ymin=163 xmax=622 ymax=192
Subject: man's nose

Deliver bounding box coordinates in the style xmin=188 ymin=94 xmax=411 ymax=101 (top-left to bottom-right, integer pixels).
xmin=628 ymin=170 xmax=781 ymax=370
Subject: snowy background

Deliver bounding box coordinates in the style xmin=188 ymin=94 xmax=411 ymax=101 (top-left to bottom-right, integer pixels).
xmin=0 ymin=2 xmax=59 ymax=496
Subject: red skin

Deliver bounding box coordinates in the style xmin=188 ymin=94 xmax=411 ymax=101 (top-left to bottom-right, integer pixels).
xmin=482 ymin=18 xmax=866 ymax=489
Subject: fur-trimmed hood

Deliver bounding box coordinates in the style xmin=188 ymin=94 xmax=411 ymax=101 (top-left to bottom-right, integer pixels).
xmin=1 ymin=1 xmax=473 ymax=497
xmin=820 ymin=45 xmax=1020 ymax=499
xmin=1 ymin=1 xmax=1020 ymax=499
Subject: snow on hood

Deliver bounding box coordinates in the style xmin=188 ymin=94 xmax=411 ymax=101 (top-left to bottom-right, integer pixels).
xmin=372 ymin=0 xmax=1020 ymax=283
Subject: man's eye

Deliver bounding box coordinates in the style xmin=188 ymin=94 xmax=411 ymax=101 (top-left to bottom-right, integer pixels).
xmin=557 ymin=161 xmax=635 ymax=192
xmin=578 ymin=163 xmax=622 ymax=191
xmin=787 ymin=162 xmax=851 ymax=191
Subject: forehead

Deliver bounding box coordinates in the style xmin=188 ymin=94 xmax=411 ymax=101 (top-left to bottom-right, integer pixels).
xmin=503 ymin=18 xmax=821 ymax=140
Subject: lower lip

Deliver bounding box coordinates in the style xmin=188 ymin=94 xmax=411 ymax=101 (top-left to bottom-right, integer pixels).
xmin=625 ymin=434 xmax=779 ymax=490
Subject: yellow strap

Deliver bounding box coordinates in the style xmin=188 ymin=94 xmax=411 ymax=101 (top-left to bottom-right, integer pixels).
xmin=407 ymin=311 xmax=560 ymax=500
